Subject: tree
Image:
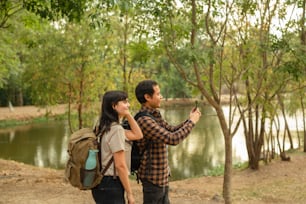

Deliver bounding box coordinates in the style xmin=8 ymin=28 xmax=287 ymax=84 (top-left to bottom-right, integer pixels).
xmin=298 ymin=0 xmax=306 ymax=151
xmin=1 ymin=2 xmax=305 ymax=203
xmin=133 ymin=0 xmax=305 ymax=203
xmin=142 ymin=0 xmax=237 ymax=202
xmin=23 ymin=0 xmax=91 ymax=22
xmin=0 ymin=9 xmax=41 ymax=106
xmin=228 ymin=0 xmax=306 ymax=166
xmin=0 ymin=0 xmax=22 ymax=28
xmin=283 ymin=0 xmax=306 ymax=152
xmin=0 ymin=0 xmax=91 ymax=103
xmin=22 ymin=19 xmax=118 ymax=131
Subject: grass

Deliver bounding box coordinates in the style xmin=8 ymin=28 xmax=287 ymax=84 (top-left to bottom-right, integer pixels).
xmin=207 ymin=165 xmax=225 ymax=176
xmin=205 ymin=161 xmax=249 ymax=177
xmin=0 ymin=114 xmax=65 ymax=128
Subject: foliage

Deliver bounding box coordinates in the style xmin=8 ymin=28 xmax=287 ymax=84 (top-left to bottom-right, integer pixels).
xmin=0 ymin=1 xmax=305 ymax=202
xmin=21 ymin=19 xmax=124 ymax=129
xmin=0 ymin=9 xmax=44 ymax=105
xmin=0 ymin=2 xmax=304 ymax=204
xmin=23 ymin=0 xmax=91 ymax=22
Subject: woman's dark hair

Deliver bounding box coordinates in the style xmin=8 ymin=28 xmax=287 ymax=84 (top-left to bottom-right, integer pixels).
xmin=98 ymin=90 xmax=128 ymax=133
xmin=135 ymin=80 xmax=158 ymax=104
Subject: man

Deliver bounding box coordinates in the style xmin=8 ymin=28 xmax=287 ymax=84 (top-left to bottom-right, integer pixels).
xmin=135 ymin=79 xmax=201 ymax=204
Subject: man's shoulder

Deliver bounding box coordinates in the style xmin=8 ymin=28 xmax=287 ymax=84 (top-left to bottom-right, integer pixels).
xmin=139 ymin=107 xmax=161 ymax=118
xmin=135 ymin=111 xmax=154 ymax=119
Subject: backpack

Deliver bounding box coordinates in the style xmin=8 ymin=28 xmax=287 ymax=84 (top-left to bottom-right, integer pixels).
xmin=64 ymin=128 xmax=113 ymax=190
xmin=122 ymin=111 xmax=155 ymax=175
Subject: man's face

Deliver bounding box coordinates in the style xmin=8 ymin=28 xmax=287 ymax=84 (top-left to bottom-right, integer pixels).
xmin=145 ymin=85 xmax=162 ymax=108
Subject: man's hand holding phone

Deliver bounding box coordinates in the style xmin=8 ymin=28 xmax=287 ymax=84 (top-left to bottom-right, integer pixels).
xmin=190 ymin=100 xmax=201 ymax=124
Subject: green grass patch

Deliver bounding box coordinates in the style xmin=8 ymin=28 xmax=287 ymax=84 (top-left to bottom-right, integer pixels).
xmin=205 ymin=161 xmax=249 ymax=177
xmin=206 ymin=165 xmax=224 ymax=176
xmin=233 ymin=161 xmax=249 ymax=170
xmin=0 ymin=114 xmax=65 ymax=128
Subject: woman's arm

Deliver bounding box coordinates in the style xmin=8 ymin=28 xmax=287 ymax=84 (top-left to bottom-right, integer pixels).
xmin=124 ymin=113 xmax=143 ymax=141
xmin=113 ymin=150 xmax=135 ymax=204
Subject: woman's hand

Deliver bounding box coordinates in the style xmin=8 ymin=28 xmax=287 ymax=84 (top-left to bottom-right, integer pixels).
xmin=126 ymin=192 xmax=135 ymax=204
xmin=124 ymin=113 xmax=143 ymax=140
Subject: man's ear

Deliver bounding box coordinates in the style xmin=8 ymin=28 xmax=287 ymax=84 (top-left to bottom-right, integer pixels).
xmin=144 ymin=94 xmax=151 ymax=102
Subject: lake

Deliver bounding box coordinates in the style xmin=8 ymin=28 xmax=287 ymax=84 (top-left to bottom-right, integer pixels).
xmin=0 ymin=104 xmax=301 ymax=181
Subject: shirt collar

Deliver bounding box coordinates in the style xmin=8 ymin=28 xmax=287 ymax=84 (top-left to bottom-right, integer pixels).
xmin=140 ymin=105 xmax=161 ymax=118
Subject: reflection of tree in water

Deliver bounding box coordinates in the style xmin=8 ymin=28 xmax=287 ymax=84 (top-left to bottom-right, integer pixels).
xmin=32 ymin=122 xmax=69 ymax=169
xmin=0 ymin=104 xmax=252 ymax=176
xmin=0 ymin=121 xmax=68 ymax=169
xmin=164 ymin=105 xmax=225 ymax=181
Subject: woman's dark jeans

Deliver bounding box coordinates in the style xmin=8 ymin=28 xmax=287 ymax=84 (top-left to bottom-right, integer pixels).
xmin=91 ymin=176 xmax=125 ymax=204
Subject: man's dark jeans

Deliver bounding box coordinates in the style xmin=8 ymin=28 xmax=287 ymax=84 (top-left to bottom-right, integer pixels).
xmin=141 ymin=179 xmax=170 ymax=204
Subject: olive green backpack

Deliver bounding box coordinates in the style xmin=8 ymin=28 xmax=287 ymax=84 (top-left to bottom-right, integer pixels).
xmin=64 ymin=128 xmax=113 ymax=190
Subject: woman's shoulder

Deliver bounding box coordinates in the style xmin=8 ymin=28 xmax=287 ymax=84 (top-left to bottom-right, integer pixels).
xmin=110 ymin=122 xmax=124 ymax=131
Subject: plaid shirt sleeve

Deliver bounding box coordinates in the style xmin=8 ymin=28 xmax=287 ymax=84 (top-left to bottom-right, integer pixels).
xmin=140 ymin=116 xmax=194 ymax=145
xmin=137 ymin=110 xmax=195 ymax=186
xmin=160 ymin=117 xmax=190 ymax=133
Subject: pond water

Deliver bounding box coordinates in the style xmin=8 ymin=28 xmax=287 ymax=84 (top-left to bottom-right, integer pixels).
xmin=0 ymin=104 xmax=301 ymax=181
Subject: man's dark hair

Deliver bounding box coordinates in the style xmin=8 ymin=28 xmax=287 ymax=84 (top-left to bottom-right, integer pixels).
xmin=135 ymin=80 xmax=158 ymax=104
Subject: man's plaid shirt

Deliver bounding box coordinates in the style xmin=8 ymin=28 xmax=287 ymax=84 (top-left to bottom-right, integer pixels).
xmin=136 ymin=106 xmax=195 ymax=187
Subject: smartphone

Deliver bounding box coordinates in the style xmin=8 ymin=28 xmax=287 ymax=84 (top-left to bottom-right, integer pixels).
xmin=193 ymin=100 xmax=198 ymax=112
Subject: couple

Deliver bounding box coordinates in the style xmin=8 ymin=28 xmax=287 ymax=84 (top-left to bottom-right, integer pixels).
xmin=92 ymin=79 xmax=202 ymax=204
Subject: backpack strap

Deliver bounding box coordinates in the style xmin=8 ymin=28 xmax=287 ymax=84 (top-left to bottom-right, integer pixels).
xmin=95 ymin=129 xmax=104 ymax=173
xmin=95 ymin=128 xmax=114 ymax=178
xmin=134 ymin=111 xmax=156 ymax=180
xmin=113 ymin=163 xmax=116 ymax=179
xmin=101 ymin=157 xmax=113 ymax=175
xmin=134 ymin=111 xmax=155 ymax=121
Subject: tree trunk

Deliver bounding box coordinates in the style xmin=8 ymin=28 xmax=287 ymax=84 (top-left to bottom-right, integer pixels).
xmin=301 ymin=95 xmax=306 ymax=152
xmin=16 ymin=88 xmax=23 ymax=106
xmin=294 ymin=113 xmax=301 ymax=148
xmin=78 ymin=66 xmax=85 ymax=130
xmin=277 ymin=94 xmax=294 ymax=149
xmin=301 ymin=0 xmax=305 ymax=48
xmin=217 ymin=108 xmax=232 ymax=203
xmin=223 ymin=134 xmax=232 ymax=203
xmin=122 ymin=14 xmax=128 ymax=93
xmin=68 ymin=83 xmax=73 ymax=134
xmin=300 ymin=0 xmax=306 ymax=152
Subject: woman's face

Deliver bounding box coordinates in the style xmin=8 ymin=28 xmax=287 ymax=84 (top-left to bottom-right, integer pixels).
xmin=113 ymin=99 xmax=130 ymax=118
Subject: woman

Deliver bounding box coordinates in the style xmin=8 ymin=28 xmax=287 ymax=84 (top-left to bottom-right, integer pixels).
xmin=92 ymin=90 xmax=143 ymax=204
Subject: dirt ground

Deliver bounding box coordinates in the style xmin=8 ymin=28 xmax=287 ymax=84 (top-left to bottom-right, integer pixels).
xmin=0 ymin=104 xmax=67 ymax=121
xmin=1 ymin=105 xmax=306 ymax=204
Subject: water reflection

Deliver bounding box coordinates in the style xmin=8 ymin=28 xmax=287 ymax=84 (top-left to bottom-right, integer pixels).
xmin=0 ymin=121 xmax=69 ymax=169
xmin=0 ymin=104 xmax=301 ymax=180
xmin=163 ymin=105 xmax=226 ymax=180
